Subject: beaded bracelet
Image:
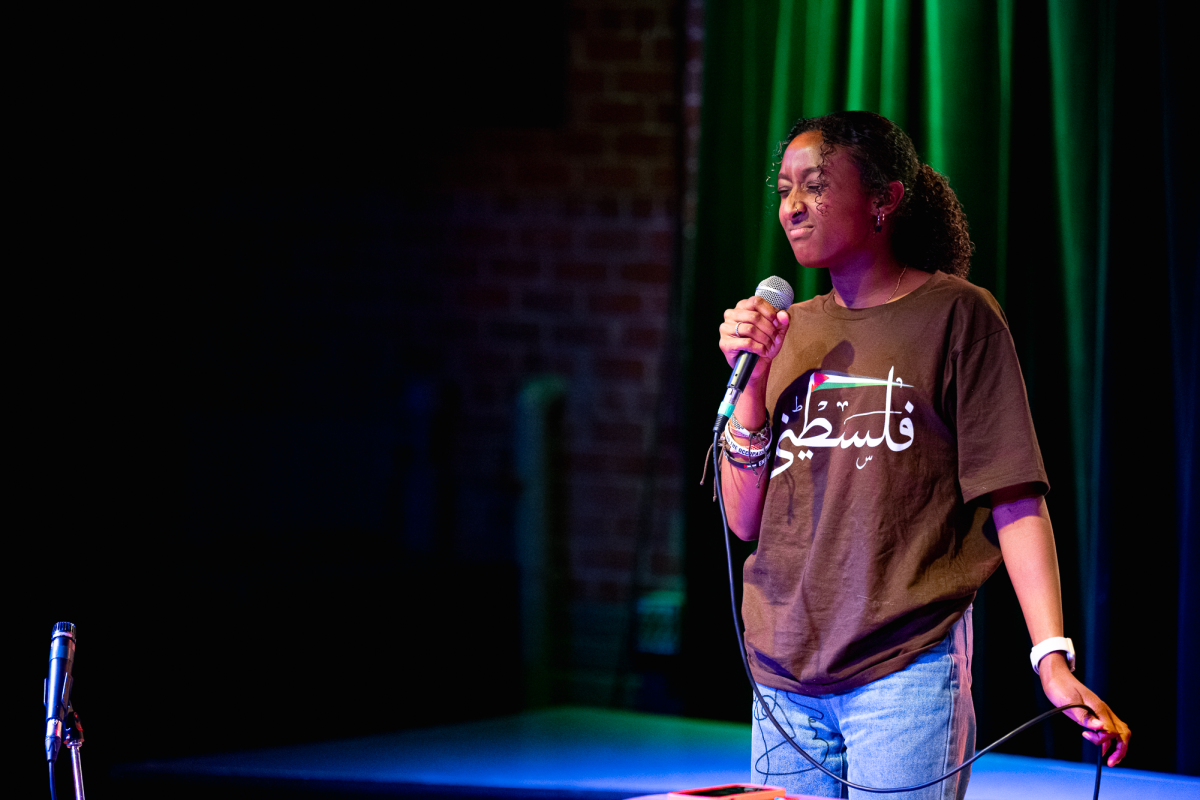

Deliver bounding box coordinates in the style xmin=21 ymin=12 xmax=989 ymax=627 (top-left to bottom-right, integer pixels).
xmin=723 ymin=425 xmax=771 ymax=459
xmin=730 ymin=412 xmax=772 ymax=445
xmin=723 ymin=451 xmax=771 ymax=471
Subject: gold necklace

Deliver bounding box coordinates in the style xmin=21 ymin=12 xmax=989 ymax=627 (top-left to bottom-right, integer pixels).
xmin=886 ymin=266 xmax=908 ymax=302
xmin=834 ymin=266 xmax=908 ymax=307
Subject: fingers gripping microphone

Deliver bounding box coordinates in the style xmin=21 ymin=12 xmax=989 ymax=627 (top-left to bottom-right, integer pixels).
xmin=44 ymin=622 xmax=76 ymax=764
xmin=713 ymin=276 xmax=794 ymax=435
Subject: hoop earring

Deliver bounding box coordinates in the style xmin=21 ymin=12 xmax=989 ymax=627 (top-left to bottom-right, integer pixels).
xmin=875 ymin=211 xmax=885 ymax=233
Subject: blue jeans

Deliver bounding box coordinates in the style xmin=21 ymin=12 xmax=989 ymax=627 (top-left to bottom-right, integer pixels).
xmin=750 ymin=607 xmax=974 ymax=800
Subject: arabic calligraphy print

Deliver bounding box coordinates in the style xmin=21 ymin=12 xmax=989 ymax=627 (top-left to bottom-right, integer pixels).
xmin=771 ymin=367 xmax=916 ymax=479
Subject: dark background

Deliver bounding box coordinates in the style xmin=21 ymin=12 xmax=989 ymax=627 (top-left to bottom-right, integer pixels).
xmin=11 ymin=1 xmax=1196 ymax=797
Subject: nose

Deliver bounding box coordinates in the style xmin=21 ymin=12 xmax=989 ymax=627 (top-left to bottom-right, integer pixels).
xmin=786 ymin=191 xmax=805 ymax=217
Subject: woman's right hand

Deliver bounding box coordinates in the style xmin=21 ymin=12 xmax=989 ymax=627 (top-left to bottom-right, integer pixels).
xmin=719 ymin=296 xmax=790 ymax=384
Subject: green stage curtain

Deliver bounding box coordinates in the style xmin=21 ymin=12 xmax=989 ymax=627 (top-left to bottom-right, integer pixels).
xmin=682 ymin=0 xmax=1197 ymax=774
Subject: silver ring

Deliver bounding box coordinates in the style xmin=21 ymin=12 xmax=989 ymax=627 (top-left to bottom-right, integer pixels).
xmin=735 ymin=322 xmax=744 ymax=337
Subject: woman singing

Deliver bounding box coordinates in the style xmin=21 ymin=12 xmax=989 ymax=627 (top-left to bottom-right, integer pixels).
xmin=716 ymin=111 xmax=1129 ymax=799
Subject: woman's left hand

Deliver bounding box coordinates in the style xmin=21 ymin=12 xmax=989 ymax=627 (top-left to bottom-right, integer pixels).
xmin=1039 ymin=653 xmax=1131 ymax=766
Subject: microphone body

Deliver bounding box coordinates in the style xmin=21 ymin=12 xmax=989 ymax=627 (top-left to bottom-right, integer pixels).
xmin=713 ymin=276 xmax=795 ymax=435
xmin=44 ymin=622 xmax=76 ymax=764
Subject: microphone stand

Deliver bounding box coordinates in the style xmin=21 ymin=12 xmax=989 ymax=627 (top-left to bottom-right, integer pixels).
xmin=61 ymin=706 xmax=86 ymax=800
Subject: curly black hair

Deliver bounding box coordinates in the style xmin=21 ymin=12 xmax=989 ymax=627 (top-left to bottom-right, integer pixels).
xmin=777 ymin=111 xmax=973 ymax=277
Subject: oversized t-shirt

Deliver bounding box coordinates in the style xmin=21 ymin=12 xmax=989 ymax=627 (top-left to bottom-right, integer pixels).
xmin=744 ymin=270 xmax=1048 ymax=696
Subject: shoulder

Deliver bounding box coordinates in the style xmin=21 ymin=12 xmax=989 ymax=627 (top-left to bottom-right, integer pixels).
xmin=912 ymin=272 xmax=1009 ymax=341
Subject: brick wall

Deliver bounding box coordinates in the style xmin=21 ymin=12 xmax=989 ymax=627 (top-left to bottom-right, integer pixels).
xmin=407 ymin=0 xmax=696 ymax=702
xmin=190 ymin=0 xmax=706 ymax=711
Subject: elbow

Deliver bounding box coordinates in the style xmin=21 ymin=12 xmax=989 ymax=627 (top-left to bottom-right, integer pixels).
xmin=729 ymin=523 xmax=760 ymax=542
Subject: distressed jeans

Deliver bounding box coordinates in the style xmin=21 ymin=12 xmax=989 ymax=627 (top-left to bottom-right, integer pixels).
xmin=751 ymin=607 xmax=975 ymax=800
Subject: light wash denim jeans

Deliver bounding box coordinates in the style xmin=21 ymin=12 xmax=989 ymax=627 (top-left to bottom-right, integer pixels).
xmin=750 ymin=607 xmax=974 ymax=800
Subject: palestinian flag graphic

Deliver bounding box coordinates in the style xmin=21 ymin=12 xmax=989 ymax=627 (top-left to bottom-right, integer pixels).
xmin=809 ymin=371 xmax=913 ymax=391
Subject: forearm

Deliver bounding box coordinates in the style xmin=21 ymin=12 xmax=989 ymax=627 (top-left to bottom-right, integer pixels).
xmin=995 ymin=496 xmax=1064 ymax=647
xmin=718 ymin=378 xmax=770 ymax=541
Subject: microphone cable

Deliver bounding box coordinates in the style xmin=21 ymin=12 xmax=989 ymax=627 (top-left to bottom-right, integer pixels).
xmin=711 ymin=432 xmax=1108 ymax=799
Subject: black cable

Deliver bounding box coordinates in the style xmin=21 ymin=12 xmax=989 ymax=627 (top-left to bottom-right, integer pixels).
xmin=1094 ymin=741 xmax=1108 ymax=800
xmin=49 ymin=761 xmax=57 ymax=800
xmin=712 ymin=432 xmax=1106 ymax=797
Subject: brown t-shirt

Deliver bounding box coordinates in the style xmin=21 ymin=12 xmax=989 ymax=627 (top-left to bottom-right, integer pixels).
xmin=744 ymin=270 xmax=1048 ymax=695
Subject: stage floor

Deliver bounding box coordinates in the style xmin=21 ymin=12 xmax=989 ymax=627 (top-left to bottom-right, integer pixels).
xmin=114 ymin=706 xmax=1198 ymax=799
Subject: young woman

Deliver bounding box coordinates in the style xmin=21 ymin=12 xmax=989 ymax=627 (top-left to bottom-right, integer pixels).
xmin=716 ymin=111 xmax=1129 ymax=799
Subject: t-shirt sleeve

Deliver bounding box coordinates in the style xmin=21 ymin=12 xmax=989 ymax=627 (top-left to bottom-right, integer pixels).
xmin=953 ymin=327 xmax=1049 ymax=504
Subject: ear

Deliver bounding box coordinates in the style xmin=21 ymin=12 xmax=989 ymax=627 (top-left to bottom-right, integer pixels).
xmin=876 ymin=180 xmax=905 ymax=216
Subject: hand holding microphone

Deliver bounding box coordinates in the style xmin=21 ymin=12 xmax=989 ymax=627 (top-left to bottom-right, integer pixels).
xmin=713 ymin=276 xmax=794 ymax=434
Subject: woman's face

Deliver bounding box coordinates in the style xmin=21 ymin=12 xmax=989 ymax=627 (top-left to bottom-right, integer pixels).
xmin=777 ymin=131 xmax=878 ymax=270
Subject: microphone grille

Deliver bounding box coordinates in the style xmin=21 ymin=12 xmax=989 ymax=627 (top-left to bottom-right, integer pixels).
xmin=52 ymin=622 xmax=76 ymax=640
xmin=755 ymin=275 xmax=795 ymax=311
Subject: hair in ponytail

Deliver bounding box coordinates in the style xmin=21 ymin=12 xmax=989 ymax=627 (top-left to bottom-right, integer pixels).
xmin=776 ymin=111 xmax=973 ymax=277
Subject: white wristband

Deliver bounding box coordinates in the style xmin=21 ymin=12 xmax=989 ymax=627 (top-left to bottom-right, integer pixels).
xmin=1030 ymin=636 xmax=1075 ymax=675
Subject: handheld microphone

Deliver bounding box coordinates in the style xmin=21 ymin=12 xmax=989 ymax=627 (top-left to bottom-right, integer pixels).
xmin=713 ymin=276 xmax=794 ymax=435
xmin=44 ymin=622 xmax=76 ymax=764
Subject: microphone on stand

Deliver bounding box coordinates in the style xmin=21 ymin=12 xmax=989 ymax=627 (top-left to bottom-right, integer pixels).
xmin=713 ymin=276 xmax=794 ymax=435
xmin=44 ymin=622 xmax=76 ymax=765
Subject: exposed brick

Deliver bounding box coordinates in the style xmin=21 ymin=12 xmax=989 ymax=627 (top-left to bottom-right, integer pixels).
xmin=621 ymin=325 xmax=665 ymax=348
xmin=556 ymin=262 xmax=607 ymax=281
xmin=458 ymin=226 xmax=511 ymax=247
xmin=616 ymin=70 xmax=674 ymax=93
xmin=596 ymin=196 xmax=620 ymax=217
xmin=596 ymin=357 xmax=645 ymax=379
xmin=493 ymin=195 xmax=520 ymax=214
xmin=584 ymin=165 xmax=639 ymax=188
xmin=569 ymin=70 xmax=605 ymax=93
xmin=595 ymin=421 xmax=642 ymax=443
xmin=654 ymin=101 xmax=678 ymax=124
xmin=620 ymin=262 xmax=671 ymax=283
xmin=516 ymin=161 xmax=571 ymax=188
xmin=616 ymin=132 xmax=673 ymax=157
xmin=560 ymin=130 xmax=605 ymax=155
xmin=446 ymin=319 xmax=480 ymax=341
xmin=653 ymin=36 xmax=676 ymax=63
xmin=596 ymin=10 xmax=624 ymax=31
xmin=649 ymin=230 xmax=674 ymax=257
xmin=585 ymin=36 xmax=641 ymax=62
xmin=585 ymin=230 xmax=640 ymax=251
xmin=613 ymin=455 xmax=650 ymax=475
xmin=493 ymin=258 xmax=540 ymax=278
xmin=582 ymin=580 xmax=628 ymax=604
xmin=525 ymin=290 xmax=574 ymax=313
xmin=553 ymin=324 xmax=608 ymax=346
xmin=395 ymin=223 xmax=445 ymax=247
xmin=520 ymin=227 xmax=573 ymax=250
xmin=464 ymin=286 xmax=510 ymax=309
xmin=464 ymin=350 xmax=516 ymax=375
xmin=579 ymin=482 xmax=639 ymax=508
xmin=491 ymin=321 xmax=540 ymax=342
xmin=588 ymin=101 xmax=645 ymax=125
xmin=633 ymin=9 xmax=659 ymax=31
xmin=430 ymin=254 xmax=478 ymax=277
xmin=563 ymin=450 xmax=608 ymax=474
xmin=582 ymin=548 xmax=635 ymax=570
xmin=659 ymin=423 xmax=682 ymax=445
xmin=590 ymin=293 xmax=642 ymax=314
xmin=651 ymin=553 xmax=682 ymax=575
